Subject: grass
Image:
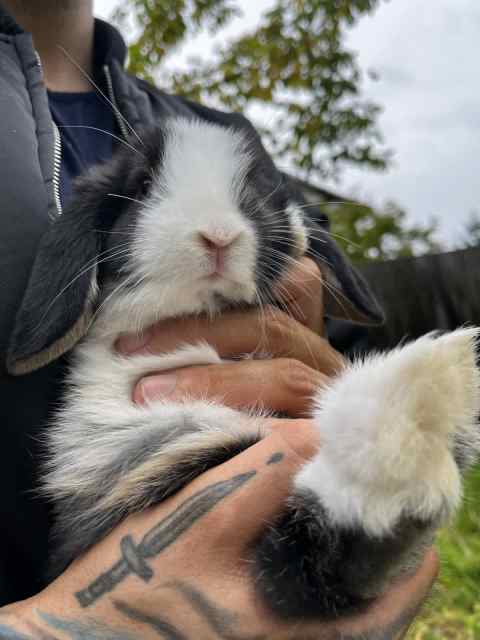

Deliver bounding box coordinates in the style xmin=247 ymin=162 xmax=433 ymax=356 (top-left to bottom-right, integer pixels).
xmin=409 ymin=464 xmax=480 ymax=639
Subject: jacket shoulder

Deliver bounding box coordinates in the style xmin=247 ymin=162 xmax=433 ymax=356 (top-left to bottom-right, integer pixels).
xmin=131 ymin=74 xmax=255 ymax=132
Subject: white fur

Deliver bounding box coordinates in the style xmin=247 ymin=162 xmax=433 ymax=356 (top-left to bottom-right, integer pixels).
xmin=44 ymin=120 xmax=480 ymax=549
xmin=43 ymin=121 xmax=268 ymax=506
xmin=44 ymin=337 xmax=256 ymax=499
xmin=93 ymin=120 xmax=259 ymax=340
xmin=295 ymin=328 xmax=480 ymax=536
xmin=287 ymin=203 xmax=309 ymax=258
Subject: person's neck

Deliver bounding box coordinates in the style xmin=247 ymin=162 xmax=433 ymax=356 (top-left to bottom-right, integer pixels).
xmin=4 ymin=1 xmax=95 ymax=92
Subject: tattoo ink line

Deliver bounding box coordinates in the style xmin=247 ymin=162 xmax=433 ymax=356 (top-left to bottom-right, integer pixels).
xmin=168 ymin=581 xmax=267 ymax=640
xmin=0 ymin=612 xmax=135 ymax=640
xmin=0 ymin=623 xmax=33 ymax=640
xmin=266 ymin=452 xmax=284 ymax=465
xmin=113 ymin=600 xmax=187 ymax=640
xmin=76 ymin=471 xmax=256 ymax=607
xmin=37 ymin=611 xmax=135 ymax=640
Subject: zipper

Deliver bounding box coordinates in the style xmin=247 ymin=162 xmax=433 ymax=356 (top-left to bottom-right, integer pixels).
xmin=103 ymin=64 xmax=129 ymax=140
xmin=52 ymin=121 xmax=63 ymax=217
xmin=37 ymin=57 xmax=128 ymax=218
xmin=36 ymin=51 xmax=63 ymax=217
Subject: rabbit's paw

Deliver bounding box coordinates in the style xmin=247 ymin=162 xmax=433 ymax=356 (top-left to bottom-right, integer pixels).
xmin=296 ymin=328 xmax=480 ymax=537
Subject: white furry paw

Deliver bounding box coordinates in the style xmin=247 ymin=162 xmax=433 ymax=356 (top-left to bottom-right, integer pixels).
xmin=295 ymin=328 xmax=480 ymax=537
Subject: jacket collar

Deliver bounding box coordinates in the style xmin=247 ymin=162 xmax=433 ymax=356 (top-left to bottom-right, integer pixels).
xmin=93 ymin=18 xmax=127 ymax=69
xmin=0 ymin=3 xmax=23 ymax=34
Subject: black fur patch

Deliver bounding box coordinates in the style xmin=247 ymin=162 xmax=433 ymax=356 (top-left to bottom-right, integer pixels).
xmin=48 ymin=430 xmax=260 ymax=579
xmin=7 ymin=203 xmax=101 ymax=371
xmin=254 ymin=490 xmax=435 ymax=620
xmin=7 ymin=126 xmax=166 ymax=373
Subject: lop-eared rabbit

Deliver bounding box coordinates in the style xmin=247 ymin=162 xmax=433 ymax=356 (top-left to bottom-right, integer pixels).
xmin=8 ymin=118 xmax=480 ymax=620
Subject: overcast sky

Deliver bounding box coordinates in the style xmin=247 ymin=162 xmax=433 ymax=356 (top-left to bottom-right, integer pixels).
xmin=95 ymin=0 xmax=480 ymax=246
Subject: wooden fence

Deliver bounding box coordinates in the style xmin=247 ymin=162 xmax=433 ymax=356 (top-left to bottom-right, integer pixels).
xmin=357 ymin=247 xmax=480 ymax=349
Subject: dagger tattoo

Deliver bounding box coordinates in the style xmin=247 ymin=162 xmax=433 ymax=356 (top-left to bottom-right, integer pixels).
xmin=75 ymin=471 xmax=256 ymax=608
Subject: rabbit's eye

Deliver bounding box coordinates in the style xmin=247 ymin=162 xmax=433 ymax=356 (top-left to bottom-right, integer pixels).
xmin=140 ymin=178 xmax=152 ymax=197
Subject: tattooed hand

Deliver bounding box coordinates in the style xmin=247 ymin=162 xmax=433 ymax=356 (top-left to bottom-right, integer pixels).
xmin=117 ymin=258 xmax=345 ymax=417
xmin=0 ymin=420 xmax=436 ymax=640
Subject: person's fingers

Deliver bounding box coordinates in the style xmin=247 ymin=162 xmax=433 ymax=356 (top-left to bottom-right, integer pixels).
xmin=274 ymin=257 xmax=324 ymax=334
xmin=334 ymin=548 xmax=439 ymax=639
xmin=290 ymin=548 xmax=439 ymax=639
xmin=117 ymin=258 xmax=325 ymax=358
xmin=134 ymin=358 xmax=329 ymax=417
xmin=117 ymin=307 xmax=344 ymax=376
xmin=116 ymin=308 xmax=273 ymax=356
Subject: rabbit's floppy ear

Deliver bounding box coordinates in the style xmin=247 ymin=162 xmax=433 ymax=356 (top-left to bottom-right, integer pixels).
xmin=7 ymin=186 xmax=105 ymax=376
xmin=306 ymin=216 xmax=384 ymax=326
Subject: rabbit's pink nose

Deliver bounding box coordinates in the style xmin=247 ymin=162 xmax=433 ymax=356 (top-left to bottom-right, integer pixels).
xmin=198 ymin=230 xmax=240 ymax=250
xmin=198 ymin=230 xmax=241 ymax=274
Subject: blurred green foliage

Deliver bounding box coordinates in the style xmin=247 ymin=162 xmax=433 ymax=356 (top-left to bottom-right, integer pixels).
xmin=409 ymin=464 xmax=480 ymax=640
xmin=327 ymin=200 xmax=440 ymax=262
xmin=113 ymin=0 xmax=390 ymax=180
xmin=460 ymin=211 xmax=480 ymax=248
xmin=114 ymin=1 xmax=239 ymax=77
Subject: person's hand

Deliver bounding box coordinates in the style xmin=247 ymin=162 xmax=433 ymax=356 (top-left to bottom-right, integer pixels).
xmin=2 ymin=420 xmax=437 ymax=640
xmin=117 ymin=258 xmax=345 ymax=417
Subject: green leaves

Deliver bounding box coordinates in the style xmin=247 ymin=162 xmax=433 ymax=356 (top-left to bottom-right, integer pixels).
xmin=113 ymin=0 xmax=239 ymax=78
xmin=113 ymin=0 xmax=389 ymax=179
xmin=327 ymin=199 xmax=440 ymax=262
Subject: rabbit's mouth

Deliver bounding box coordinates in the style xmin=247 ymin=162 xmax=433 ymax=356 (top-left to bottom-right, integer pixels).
xmin=194 ymin=272 xmax=257 ymax=309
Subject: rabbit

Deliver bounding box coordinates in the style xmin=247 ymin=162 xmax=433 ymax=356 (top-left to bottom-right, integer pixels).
xmin=7 ymin=117 xmax=480 ymax=621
